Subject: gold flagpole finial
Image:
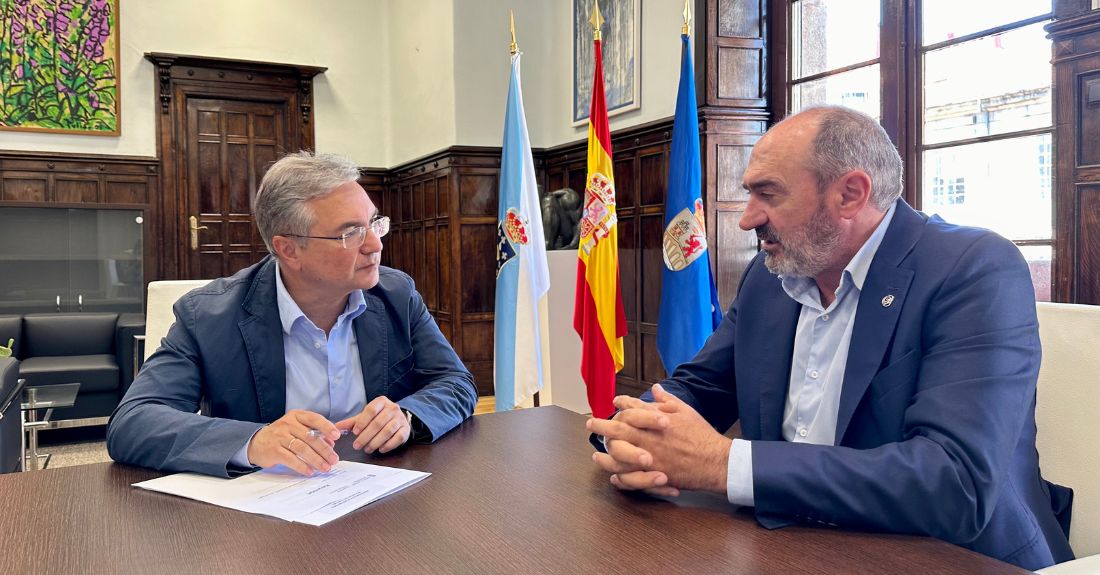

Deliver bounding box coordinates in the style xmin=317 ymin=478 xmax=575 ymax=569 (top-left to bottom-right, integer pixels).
xmin=510 ymin=10 xmax=518 ymax=55
xmin=682 ymin=0 xmax=692 ymax=35
xmin=589 ymin=0 xmax=604 ymax=41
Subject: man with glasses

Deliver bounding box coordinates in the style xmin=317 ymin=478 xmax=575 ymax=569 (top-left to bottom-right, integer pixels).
xmin=108 ymin=152 xmax=477 ymax=478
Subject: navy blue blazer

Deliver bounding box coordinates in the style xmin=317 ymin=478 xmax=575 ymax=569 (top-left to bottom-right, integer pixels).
xmin=107 ymin=256 xmax=477 ymax=478
xmin=659 ymin=200 xmax=1073 ymax=570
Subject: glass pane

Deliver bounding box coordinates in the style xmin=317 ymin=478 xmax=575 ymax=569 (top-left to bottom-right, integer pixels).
xmin=68 ymin=209 xmax=144 ymax=313
xmin=921 ymin=134 xmax=1052 ymax=241
xmin=792 ymin=64 xmax=880 ymax=120
xmin=792 ymin=0 xmax=881 ymax=79
xmin=0 ymin=208 xmax=143 ymax=314
xmin=923 ymin=0 xmax=1051 ymax=46
xmin=1018 ymin=245 xmax=1052 ymax=302
xmin=923 ymin=22 xmax=1051 ymax=146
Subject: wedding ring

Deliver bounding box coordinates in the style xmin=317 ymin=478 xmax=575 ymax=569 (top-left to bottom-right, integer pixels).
xmin=287 ymin=437 xmax=299 ymax=451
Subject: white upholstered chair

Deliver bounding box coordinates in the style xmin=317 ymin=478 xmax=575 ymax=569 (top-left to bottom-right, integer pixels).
xmin=1034 ymin=302 xmax=1100 ymax=574
xmin=140 ymin=280 xmax=212 ymax=365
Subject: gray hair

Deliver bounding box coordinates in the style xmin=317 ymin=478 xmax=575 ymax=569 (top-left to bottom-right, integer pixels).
xmin=787 ymin=106 xmax=903 ymax=212
xmin=253 ymin=151 xmax=362 ymax=254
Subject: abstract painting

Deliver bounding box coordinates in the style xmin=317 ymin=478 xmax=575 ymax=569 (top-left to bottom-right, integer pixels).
xmin=0 ymin=0 xmax=119 ymax=135
xmin=573 ymin=0 xmax=640 ymax=126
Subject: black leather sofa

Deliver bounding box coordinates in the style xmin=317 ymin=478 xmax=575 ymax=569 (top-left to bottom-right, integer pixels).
xmin=0 ymin=357 xmax=24 ymax=473
xmin=0 ymin=313 xmax=143 ymax=423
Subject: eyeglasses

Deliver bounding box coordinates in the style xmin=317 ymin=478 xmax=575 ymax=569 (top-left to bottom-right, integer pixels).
xmin=282 ymin=216 xmax=390 ymax=249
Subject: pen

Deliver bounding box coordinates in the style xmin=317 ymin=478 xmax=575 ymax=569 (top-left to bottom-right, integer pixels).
xmin=307 ymin=429 xmax=351 ymax=438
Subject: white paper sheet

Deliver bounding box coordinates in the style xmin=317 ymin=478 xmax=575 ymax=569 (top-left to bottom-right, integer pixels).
xmin=133 ymin=461 xmax=430 ymax=526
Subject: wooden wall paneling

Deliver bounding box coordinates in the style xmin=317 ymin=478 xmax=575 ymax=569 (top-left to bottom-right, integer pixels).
xmin=105 ymin=176 xmax=152 ymax=204
xmin=54 ymin=175 xmax=99 ymax=203
xmin=697 ymin=0 xmax=772 ymax=308
xmin=700 ymin=0 xmax=767 ymax=108
xmin=438 ymin=220 xmax=452 ymax=315
xmin=1055 ymin=0 xmax=1093 ymax=19
xmin=1 ymin=172 xmax=47 ymax=202
xmin=1078 ymin=185 xmax=1100 ymax=302
xmin=386 ymin=147 xmax=503 ymax=396
xmin=453 ymin=153 xmax=501 ymax=396
xmin=1048 ymin=11 xmax=1100 ymax=303
xmin=700 ymin=110 xmax=768 ymax=307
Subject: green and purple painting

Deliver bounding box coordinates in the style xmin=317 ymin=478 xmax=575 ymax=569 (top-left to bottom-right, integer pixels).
xmin=0 ymin=0 xmax=119 ymax=135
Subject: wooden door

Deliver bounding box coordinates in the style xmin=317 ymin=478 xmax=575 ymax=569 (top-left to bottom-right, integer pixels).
xmin=184 ymin=98 xmax=287 ymax=279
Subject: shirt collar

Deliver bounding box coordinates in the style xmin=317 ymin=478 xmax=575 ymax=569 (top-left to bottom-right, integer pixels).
xmin=779 ymin=201 xmax=897 ymax=303
xmin=274 ymin=261 xmax=368 ymax=335
xmin=844 ymin=200 xmax=896 ymax=291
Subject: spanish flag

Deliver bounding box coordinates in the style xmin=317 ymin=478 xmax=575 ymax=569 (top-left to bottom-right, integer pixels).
xmin=574 ymin=11 xmax=627 ymax=419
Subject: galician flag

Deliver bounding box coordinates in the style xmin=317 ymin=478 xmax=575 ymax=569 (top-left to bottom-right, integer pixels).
xmin=494 ymin=49 xmax=551 ymax=411
xmin=657 ymin=31 xmax=722 ymax=374
xmin=574 ymin=4 xmax=627 ymax=419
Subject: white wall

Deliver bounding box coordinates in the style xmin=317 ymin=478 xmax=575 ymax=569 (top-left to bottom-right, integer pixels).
xmin=452 ymin=0 xmax=556 ymax=152
xmin=540 ymin=0 xmax=686 ymax=148
xmin=0 ymin=0 xmax=685 ymax=165
xmin=0 ymin=0 xmax=391 ymax=166
xmin=450 ymin=0 xmax=687 ymax=151
xmin=386 ymin=0 xmax=456 ymax=166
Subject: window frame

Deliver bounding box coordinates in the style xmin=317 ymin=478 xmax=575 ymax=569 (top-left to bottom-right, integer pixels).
xmin=770 ymin=0 xmax=1056 ymax=295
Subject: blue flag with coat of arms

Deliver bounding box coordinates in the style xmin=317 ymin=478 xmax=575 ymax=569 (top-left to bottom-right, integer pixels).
xmin=494 ymin=51 xmax=550 ymax=410
xmin=657 ymin=33 xmax=723 ymax=374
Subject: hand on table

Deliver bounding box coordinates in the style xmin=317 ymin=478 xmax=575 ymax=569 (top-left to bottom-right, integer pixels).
xmin=587 ymin=384 xmax=732 ymax=497
xmin=247 ymin=409 xmax=342 ymax=476
xmin=335 ymin=396 xmax=411 ymax=454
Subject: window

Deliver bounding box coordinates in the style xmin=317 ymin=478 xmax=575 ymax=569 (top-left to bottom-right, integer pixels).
xmin=931 ymin=176 xmax=966 ymax=206
xmin=779 ymin=0 xmax=1054 ymax=301
xmin=1038 ymin=140 xmax=1053 ymax=200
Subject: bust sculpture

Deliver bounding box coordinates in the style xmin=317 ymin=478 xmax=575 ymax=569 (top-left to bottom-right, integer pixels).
xmin=540 ymin=187 xmax=583 ymax=250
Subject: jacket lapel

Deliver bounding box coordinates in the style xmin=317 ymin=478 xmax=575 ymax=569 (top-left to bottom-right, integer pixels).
xmin=755 ymin=290 xmax=800 ymax=441
xmin=834 ymin=202 xmax=924 ymax=442
xmin=354 ymin=291 xmax=388 ymax=400
xmin=239 ymin=258 xmax=288 ymax=423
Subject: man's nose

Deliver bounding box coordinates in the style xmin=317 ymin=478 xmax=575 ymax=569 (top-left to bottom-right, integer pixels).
xmin=362 ymin=229 xmax=383 ymax=253
xmin=739 ymin=198 xmax=765 ymax=232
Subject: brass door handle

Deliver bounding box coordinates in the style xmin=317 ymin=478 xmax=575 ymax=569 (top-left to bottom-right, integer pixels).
xmin=189 ymin=216 xmax=209 ymax=251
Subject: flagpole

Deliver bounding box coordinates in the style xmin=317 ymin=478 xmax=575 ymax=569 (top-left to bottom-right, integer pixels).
xmin=682 ymin=0 xmax=691 ymax=35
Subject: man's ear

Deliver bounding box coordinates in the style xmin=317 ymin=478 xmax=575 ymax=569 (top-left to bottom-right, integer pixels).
xmin=836 ymin=169 xmax=873 ymax=219
xmin=271 ymin=235 xmax=302 ymax=271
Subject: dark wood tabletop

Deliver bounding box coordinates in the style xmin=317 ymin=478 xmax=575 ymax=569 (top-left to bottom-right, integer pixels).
xmin=2 ymin=406 xmax=1027 ymax=574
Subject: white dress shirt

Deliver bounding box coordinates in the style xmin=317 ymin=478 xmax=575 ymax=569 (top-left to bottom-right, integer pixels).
xmin=229 ymin=262 xmax=368 ymax=467
xmin=726 ymin=203 xmax=896 ymax=506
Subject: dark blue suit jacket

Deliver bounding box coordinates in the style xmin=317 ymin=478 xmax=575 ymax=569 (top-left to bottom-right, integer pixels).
xmin=659 ymin=200 xmax=1073 ymax=569
xmin=107 ymin=256 xmax=477 ymax=477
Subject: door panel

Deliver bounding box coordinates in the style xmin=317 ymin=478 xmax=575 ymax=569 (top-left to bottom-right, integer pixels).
xmin=184 ymin=98 xmax=287 ymax=279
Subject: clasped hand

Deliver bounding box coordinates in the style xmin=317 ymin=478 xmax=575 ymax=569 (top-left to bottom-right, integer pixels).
xmin=586 ymin=384 xmax=732 ymax=497
xmin=247 ymin=397 xmax=412 ymax=476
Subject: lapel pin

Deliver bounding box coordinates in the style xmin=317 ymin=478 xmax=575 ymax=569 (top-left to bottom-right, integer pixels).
xmin=881 ymin=294 xmax=895 ymax=308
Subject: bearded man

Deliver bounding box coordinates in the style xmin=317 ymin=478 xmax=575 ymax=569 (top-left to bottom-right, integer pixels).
xmin=587 ymin=106 xmax=1073 ymax=570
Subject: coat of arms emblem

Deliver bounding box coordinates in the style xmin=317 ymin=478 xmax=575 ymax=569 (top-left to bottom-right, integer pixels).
xmin=662 ymin=198 xmax=708 ymax=271
xmin=579 ymin=172 xmax=617 ymax=255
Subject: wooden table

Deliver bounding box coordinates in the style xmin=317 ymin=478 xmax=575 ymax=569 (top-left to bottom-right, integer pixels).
xmin=2 ymin=406 xmax=1026 ymax=574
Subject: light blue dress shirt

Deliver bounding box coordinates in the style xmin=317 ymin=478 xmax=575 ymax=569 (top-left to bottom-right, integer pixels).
xmin=726 ymin=203 xmax=896 ymax=506
xmin=229 ymin=262 xmax=369 ymax=467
